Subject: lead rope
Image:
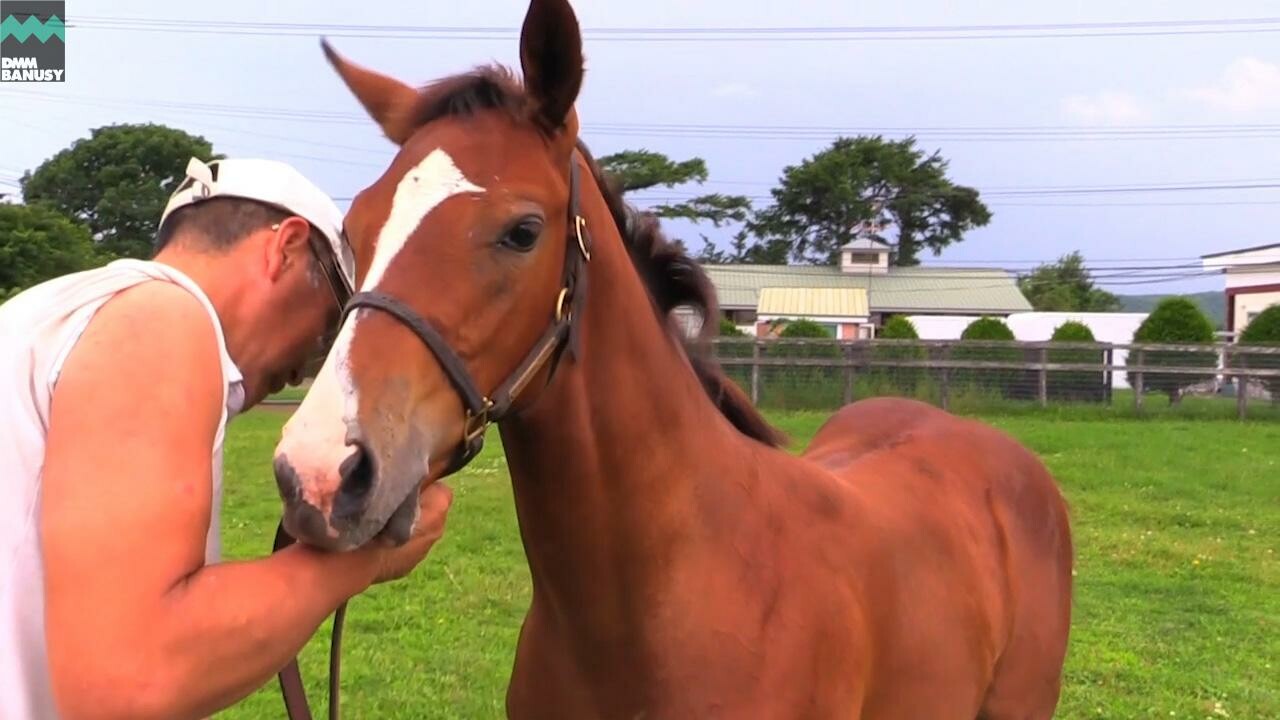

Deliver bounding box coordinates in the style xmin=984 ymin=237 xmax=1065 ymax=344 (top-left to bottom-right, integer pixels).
xmin=272 ymin=521 xmax=347 ymax=720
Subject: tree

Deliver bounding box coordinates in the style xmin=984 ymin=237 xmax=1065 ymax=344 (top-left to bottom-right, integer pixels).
xmin=21 ymin=123 xmax=217 ymax=259
xmin=598 ymin=149 xmax=708 ymax=193
xmin=1018 ymin=251 xmax=1121 ymax=312
xmin=748 ymin=136 xmax=991 ymax=266
xmin=1237 ymin=304 xmax=1280 ymax=400
xmin=598 ymin=149 xmax=753 ymax=226
xmin=0 ymin=203 xmax=105 ymax=300
xmin=1126 ymin=297 xmax=1217 ymax=405
xmin=598 ymin=149 xmax=755 ymax=260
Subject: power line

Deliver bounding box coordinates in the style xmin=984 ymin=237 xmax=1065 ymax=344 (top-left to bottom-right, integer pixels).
xmin=989 ymin=200 xmax=1280 ymax=208
xmin=62 ymin=14 xmax=1280 ymax=42
xmin=7 ymin=87 xmax=1279 ymax=135
xmin=5 ymin=89 xmax=1280 ymax=149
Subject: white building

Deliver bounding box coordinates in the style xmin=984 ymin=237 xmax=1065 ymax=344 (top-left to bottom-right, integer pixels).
xmin=1201 ymin=242 xmax=1280 ymax=337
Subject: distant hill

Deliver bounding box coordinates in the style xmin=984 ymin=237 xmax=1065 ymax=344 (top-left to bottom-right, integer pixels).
xmin=1116 ymin=291 xmax=1226 ymax=329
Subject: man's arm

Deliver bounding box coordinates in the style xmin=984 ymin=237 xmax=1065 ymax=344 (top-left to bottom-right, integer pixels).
xmin=41 ymin=282 xmax=381 ymax=720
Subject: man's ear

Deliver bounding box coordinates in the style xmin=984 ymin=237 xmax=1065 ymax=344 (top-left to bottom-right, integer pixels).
xmin=262 ymin=217 xmax=313 ymax=283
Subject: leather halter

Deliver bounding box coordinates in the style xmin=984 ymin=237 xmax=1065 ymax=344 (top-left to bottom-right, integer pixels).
xmin=272 ymin=150 xmax=592 ymax=720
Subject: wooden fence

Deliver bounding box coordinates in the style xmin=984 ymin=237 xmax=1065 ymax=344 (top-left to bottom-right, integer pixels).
xmin=707 ymin=338 xmax=1280 ymax=420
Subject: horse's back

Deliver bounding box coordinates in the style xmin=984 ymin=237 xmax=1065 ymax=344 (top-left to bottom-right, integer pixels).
xmin=800 ymin=397 xmax=1073 ymax=719
xmin=802 ymin=396 xmax=952 ymax=465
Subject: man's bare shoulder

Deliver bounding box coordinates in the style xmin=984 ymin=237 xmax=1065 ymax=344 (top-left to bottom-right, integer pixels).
xmin=53 ymin=279 xmax=225 ymax=437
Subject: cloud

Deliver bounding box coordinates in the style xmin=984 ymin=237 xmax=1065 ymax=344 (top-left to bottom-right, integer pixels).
xmin=1060 ymin=91 xmax=1150 ymax=124
xmin=1182 ymin=57 xmax=1280 ymax=114
xmin=712 ymin=82 xmax=759 ymax=99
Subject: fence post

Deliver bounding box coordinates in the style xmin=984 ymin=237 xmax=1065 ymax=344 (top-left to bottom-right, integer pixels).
xmin=1037 ymin=347 xmax=1048 ymax=408
xmin=1133 ymin=349 xmax=1144 ymax=412
xmin=1233 ymin=345 xmax=1248 ymax=421
xmin=1238 ymin=373 xmax=1249 ymax=421
xmin=842 ymin=343 xmax=855 ymax=406
xmin=940 ymin=344 xmax=951 ymax=412
xmin=1105 ymin=347 xmax=1114 ymax=406
xmin=751 ymin=340 xmax=761 ymax=405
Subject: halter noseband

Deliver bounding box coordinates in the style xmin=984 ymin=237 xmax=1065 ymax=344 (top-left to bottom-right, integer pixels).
xmin=339 ymin=151 xmax=592 ymax=476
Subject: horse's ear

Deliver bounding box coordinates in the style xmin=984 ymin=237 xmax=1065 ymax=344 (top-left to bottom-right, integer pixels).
xmin=519 ymin=0 xmax=584 ymax=133
xmin=321 ymin=39 xmax=419 ymax=146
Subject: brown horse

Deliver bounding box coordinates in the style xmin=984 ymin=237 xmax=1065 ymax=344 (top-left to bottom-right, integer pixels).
xmin=274 ymin=0 xmax=1074 ymax=716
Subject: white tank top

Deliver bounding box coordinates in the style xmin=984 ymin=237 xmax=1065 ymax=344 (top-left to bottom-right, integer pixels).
xmin=0 ymin=259 xmax=245 ymax=719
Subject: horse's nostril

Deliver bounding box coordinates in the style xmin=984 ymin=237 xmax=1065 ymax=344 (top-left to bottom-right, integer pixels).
xmin=274 ymin=454 xmax=301 ymax=502
xmin=334 ymin=442 xmax=375 ymax=521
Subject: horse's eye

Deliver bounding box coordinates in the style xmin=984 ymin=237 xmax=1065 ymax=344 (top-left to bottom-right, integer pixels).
xmin=500 ymin=219 xmax=543 ymax=252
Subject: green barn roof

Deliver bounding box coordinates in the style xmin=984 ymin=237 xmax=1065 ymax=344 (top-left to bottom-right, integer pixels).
xmin=702 ymin=264 xmax=1033 ymax=315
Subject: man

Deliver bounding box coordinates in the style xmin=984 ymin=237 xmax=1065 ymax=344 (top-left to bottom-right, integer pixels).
xmin=0 ymin=157 xmax=454 ymax=719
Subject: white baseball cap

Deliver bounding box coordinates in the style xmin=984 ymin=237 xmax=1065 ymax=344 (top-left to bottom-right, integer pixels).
xmin=160 ymin=157 xmax=356 ymax=294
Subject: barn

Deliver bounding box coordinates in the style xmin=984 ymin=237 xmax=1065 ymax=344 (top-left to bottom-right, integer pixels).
xmin=699 ymin=238 xmax=1033 ymax=336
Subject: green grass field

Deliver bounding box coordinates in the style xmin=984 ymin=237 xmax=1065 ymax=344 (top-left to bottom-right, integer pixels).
xmin=216 ymin=408 xmax=1279 ymax=719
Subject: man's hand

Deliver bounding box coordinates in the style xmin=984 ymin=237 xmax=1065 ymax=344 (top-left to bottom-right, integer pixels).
xmin=372 ymin=481 xmax=454 ymax=584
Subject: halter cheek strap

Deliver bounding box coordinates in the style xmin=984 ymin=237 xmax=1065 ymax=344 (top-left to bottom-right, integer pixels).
xmin=339 ymin=151 xmax=592 ymax=476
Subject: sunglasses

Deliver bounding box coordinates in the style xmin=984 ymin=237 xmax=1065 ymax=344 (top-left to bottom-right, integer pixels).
xmin=273 ymin=221 xmax=353 ymax=376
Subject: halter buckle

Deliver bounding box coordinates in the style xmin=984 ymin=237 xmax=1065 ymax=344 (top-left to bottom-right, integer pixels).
xmin=555 ymin=287 xmax=571 ymax=323
xmin=575 ymin=216 xmax=590 ymax=261
xmin=463 ymin=398 xmax=494 ymax=445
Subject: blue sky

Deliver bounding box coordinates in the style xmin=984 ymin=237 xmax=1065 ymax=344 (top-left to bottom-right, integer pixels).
xmin=3 ymin=1 xmax=1280 ymax=294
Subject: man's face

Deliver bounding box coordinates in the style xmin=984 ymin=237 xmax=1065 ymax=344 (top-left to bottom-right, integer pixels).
xmin=241 ymin=217 xmax=347 ymax=408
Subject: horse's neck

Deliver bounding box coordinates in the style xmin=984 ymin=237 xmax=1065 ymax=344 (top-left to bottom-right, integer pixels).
xmin=498 ymin=218 xmax=752 ymax=632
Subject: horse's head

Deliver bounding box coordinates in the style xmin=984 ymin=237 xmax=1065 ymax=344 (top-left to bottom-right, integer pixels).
xmin=273 ymin=0 xmax=591 ymax=550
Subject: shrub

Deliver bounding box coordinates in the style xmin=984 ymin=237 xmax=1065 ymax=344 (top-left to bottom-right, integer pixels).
xmin=1126 ymin=297 xmax=1217 ymax=405
xmin=779 ymin=318 xmax=834 ymax=339
xmin=953 ymin=317 xmax=1023 ymax=397
xmin=874 ymin=316 xmax=926 ymax=392
xmin=714 ymin=316 xmax=754 ymax=370
xmin=1050 ymin=320 xmax=1094 ymax=343
xmin=961 ymin=316 xmax=1016 ymax=342
xmin=1047 ymin=321 xmax=1105 ymax=402
xmin=718 ymin=317 xmax=747 ymax=337
xmin=880 ymin=315 xmax=920 ymax=340
xmin=773 ymin=318 xmax=840 ymax=359
xmin=1237 ymin=304 xmax=1280 ymax=400
xmin=764 ymin=319 xmax=841 ymax=408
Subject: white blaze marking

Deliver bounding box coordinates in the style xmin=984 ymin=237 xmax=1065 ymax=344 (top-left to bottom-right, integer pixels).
xmin=362 ymin=148 xmax=485 ymax=292
xmin=277 ymin=148 xmax=485 ymax=489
